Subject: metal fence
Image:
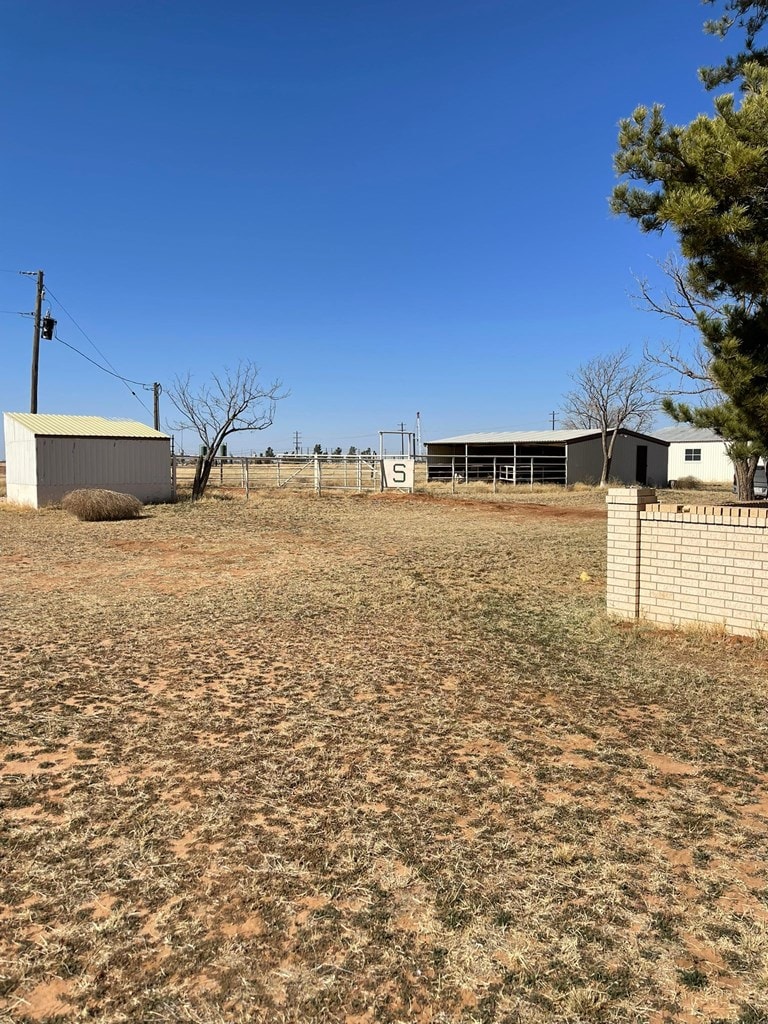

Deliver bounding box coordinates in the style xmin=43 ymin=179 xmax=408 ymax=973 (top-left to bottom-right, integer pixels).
xmin=426 ymin=453 xmax=567 ymax=486
xmin=173 ymin=454 xmax=381 ymax=495
xmin=173 ymin=452 xmax=569 ymax=496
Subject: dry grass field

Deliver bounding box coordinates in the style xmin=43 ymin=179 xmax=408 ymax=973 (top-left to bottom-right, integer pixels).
xmin=2 ymin=484 xmax=768 ymax=1023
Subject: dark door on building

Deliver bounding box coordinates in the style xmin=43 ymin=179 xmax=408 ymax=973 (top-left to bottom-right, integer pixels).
xmin=636 ymin=445 xmax=648 ymax=485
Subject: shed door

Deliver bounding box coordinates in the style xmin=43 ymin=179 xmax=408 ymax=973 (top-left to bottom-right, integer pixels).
xmin=636 ymin=445 xmax=648 ymax=485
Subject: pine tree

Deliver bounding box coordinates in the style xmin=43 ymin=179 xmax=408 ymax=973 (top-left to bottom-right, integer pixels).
xmin=700 ymin=0 xmax=768 ymax=88
xmin=637 ymin=257 xmax=766 ymax=497
xmin=612 ymin=62 xmax=768 ymax=479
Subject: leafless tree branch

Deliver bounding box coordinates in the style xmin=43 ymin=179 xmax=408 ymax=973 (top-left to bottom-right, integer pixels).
xmin=561 ymin=348 xmax=661 ymax=486
xmin=167 ymin=360 xmax=287 ymax=498
xmin=642 ymin=341 xmax=719 ymax=395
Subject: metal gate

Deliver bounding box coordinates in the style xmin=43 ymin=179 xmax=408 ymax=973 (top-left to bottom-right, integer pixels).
xmin=173 ymin=454 xmax=382 ymax=496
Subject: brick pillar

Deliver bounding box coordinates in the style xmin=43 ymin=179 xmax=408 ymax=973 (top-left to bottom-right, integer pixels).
xmin=606 ymin=487 xmax=657 ymax=620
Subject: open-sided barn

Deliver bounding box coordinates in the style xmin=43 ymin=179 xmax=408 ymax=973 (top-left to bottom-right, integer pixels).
xmin=3 ymin=412 xmax=173 ymax=507
xmin=425 ymin=429 xmax=669 ymax=486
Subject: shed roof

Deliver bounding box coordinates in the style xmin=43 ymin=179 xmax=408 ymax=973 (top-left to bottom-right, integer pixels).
xmin=427 ymin=428 xmax=667 ymax=445
xmin=652 ymin=425 xmax=724 ymax=444
xmin=5 ymin=413 xmax=169 ymax=439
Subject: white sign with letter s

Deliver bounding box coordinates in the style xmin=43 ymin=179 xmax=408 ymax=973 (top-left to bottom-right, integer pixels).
xmin=381 ymin=457 xmax=415 ymax=491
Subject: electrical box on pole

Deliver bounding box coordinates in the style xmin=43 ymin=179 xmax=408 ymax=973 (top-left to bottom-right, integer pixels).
xmin=41 ymin=313 xmax=56 ymax=340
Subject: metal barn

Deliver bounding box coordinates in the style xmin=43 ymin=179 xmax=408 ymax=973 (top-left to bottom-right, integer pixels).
xmin=652 ymin=425 xmax=734 ymax=484
xmin=425 ymin=429 xmax=669 ymax=486
xmin=3 ymin=413 xmax=174 ymax=508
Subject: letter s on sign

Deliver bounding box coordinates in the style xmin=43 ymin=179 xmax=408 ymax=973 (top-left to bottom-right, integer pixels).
xmin=393 ymin=462 xmax=406 ymax=483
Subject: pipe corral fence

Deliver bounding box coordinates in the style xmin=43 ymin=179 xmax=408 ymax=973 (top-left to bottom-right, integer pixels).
xmin=172 ymin=452 xmax=570 ymax=496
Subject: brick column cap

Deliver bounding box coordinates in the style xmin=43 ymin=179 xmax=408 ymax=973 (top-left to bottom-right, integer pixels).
xmin=606 ymin=487 xmax=657 ymax=506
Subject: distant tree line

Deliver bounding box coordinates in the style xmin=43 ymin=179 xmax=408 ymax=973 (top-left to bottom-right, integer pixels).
xmin=246 ymin=445 xmax=376 ymax=460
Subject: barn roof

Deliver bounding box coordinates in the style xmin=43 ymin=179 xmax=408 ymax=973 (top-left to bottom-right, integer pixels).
xmin=651 ymin=425 xmax=723 ymax=443
xmin=5 ymin=413 xmax=169 ymax=439
xmin=427 ymin=428 xmax=667 ymax=445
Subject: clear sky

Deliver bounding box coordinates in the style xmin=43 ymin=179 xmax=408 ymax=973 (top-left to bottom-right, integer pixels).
xmin=1 ymin=1 xmax=734 ymax=456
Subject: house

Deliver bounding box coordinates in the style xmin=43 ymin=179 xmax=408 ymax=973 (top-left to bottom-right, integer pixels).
xmin=3 ymin=412 xmax=174 ymax=507
xmin=652 ymin=425 xmax=734 ymax=484
xmin=424 ymin=429 xmax=669 ymax=486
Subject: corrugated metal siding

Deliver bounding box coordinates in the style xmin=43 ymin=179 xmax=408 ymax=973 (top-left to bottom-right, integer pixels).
xmin=35 ymin=436 xmax=173 ymax=503
xmin=609 ymin=439 xmax=637 ymax=484
xmin=667 ymin=441 xmax=733 ymax=482
xmin=564 ymin=436 xmax=602 ymax=484
xmin=647 ymin=443 xmax=669 ymax=486
xmin=609 ymin=436 xmax=668 ymax=486
xmin=4 ymin=413 xmax=39 ymax=504
xmin=564 ymin=435 xmax=668 ymax=486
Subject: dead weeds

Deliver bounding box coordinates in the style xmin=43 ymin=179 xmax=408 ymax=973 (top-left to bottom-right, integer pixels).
xmin=1 ymin=489 xmax=767 ymax=1023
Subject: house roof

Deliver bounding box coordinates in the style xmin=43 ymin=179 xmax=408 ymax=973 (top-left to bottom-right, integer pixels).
xmin=426 ymin=428 xmax=668 ymax=446
xmin=652 ymin=425 xmax=723 ymax=444
xmin=5 ymin=413 xmax=169 ymax=439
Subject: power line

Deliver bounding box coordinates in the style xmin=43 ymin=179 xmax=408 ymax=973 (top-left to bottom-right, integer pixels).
xmin=314 ymin=431 xmax=378 ymax=442
xmin=131 ymin=390 xmax=154 ymax=420
xmin=54 ymin=333 xmax=154 ymax=419
xmin=9 ymin=270 xmax=155 ymax=420
xmin=45 ymin=286 xmax=122 ymax=376
xmin=54 ymin=335 xmax=151 ymax=388
xmin=43 ymin=283 xmax=155 ymax=416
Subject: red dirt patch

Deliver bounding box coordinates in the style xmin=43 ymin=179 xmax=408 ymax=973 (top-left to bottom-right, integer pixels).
xmin=373 ymin=491 xmax=606 ymax=519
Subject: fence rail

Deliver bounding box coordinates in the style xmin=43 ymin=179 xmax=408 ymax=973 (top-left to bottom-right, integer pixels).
xmin=426 ymin=454 xmax=566 ymax=486
xmin=173 ymin=454 xmax=380 ymax=495
xmin=172 ymin=453 xmax=570 ymax=496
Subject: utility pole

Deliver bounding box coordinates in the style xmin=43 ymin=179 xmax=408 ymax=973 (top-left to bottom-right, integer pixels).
xmin=293 ymin=430 xmax=301 ymax=455
xmin=153 ymin=383 xmax=162 ymax=431
xmin=398 ymin=421 xmax=406 ymax=455
xmin=22 ymin=270 xmax=44 ymax=414
xmin=551 ymin=411 xmax=556 ymax=430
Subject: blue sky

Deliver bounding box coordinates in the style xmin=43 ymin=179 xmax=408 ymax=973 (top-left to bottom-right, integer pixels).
xmin=1 ymin=1 xmax=733 ymax=455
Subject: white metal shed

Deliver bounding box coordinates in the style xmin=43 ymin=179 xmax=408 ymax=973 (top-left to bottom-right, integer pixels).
xmin=652 ymin=425 xmax=734 ymax=484
xmin=3 ymin=412 xmax=174 ymax=508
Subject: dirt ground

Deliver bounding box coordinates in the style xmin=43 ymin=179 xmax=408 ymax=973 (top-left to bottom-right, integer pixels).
xmin=1 ymin=489 xmax=767 ymax=1023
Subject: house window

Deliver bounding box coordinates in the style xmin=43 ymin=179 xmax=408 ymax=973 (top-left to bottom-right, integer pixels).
xmin=684 ymin=448 xmax=702 ymax=462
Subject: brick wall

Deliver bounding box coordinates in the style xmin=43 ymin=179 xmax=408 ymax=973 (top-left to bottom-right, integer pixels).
xmin=606 ymin=488 xmax=768 ymax=638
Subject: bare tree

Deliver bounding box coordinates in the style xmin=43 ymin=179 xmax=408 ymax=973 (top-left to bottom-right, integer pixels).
xmin=561 ymin=349 xmax=660 ymax=487
xmin=167 ymin=361 xmax=287 ymax=499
